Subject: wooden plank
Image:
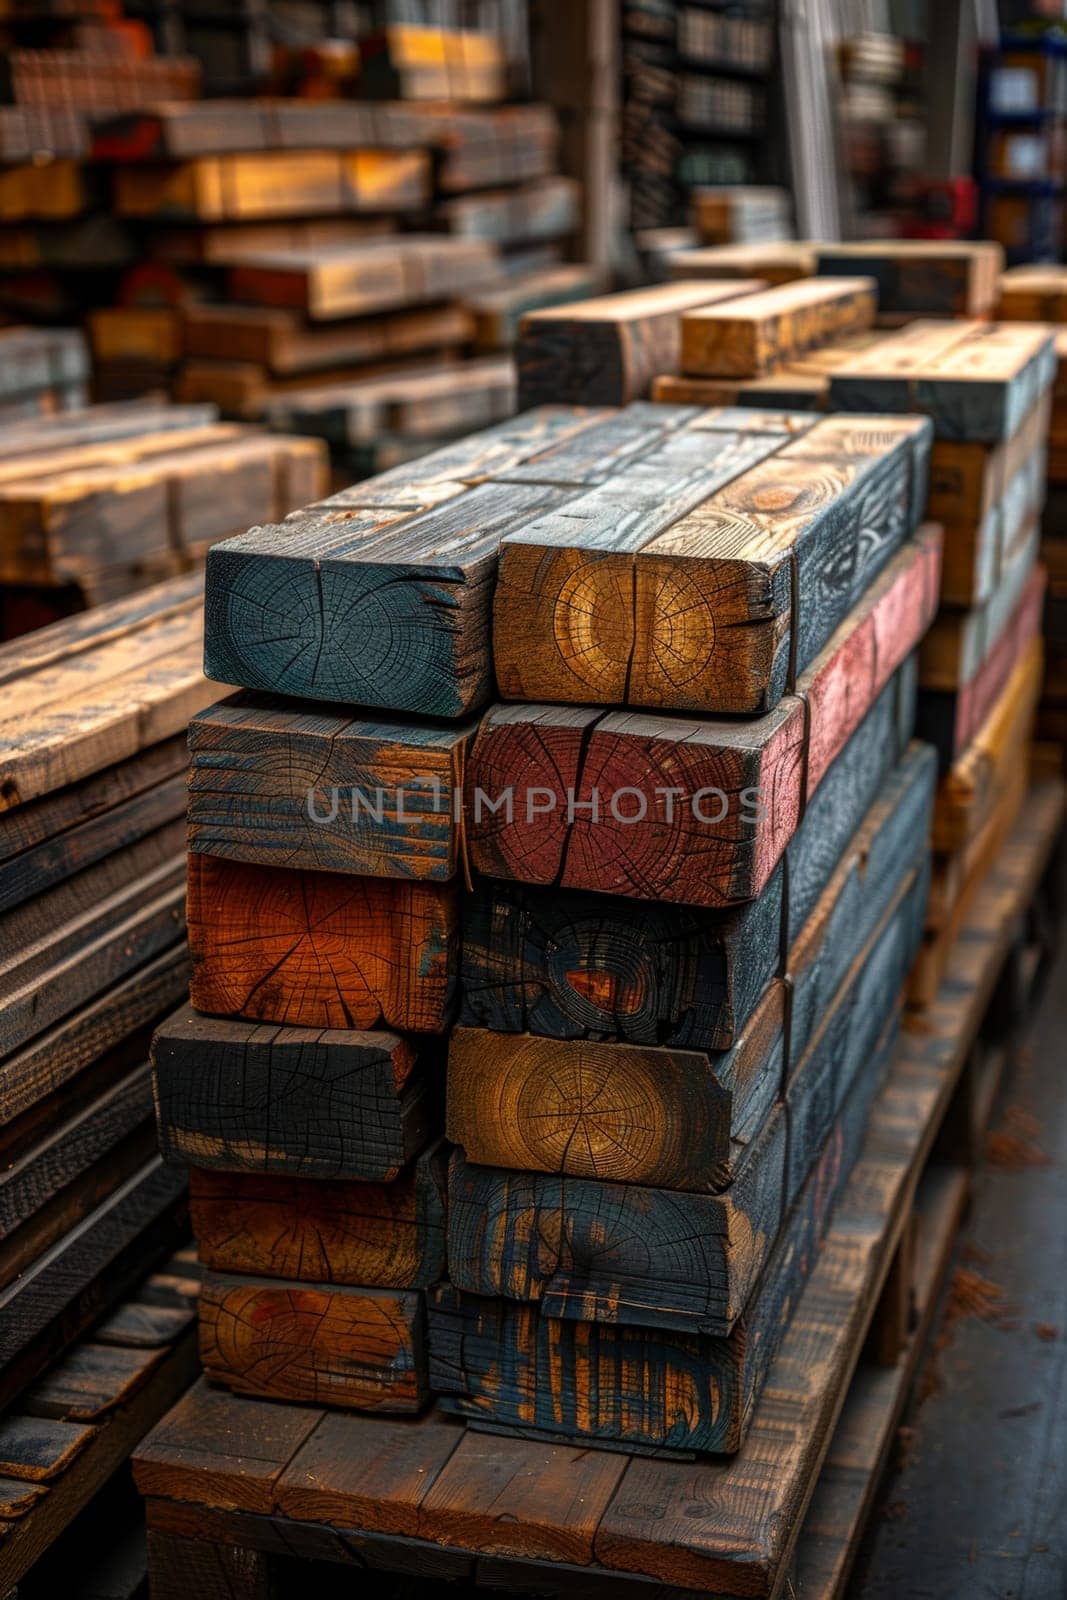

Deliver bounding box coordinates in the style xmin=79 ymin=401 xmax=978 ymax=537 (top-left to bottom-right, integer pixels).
xmin=668 ymin=241 xmax=819 ymax=286
xmin=229 ymin=236 xmax=500 ymax=321
xmin=0 ymin=1417 xmax=95 ymax=1484
xmin=198 ymin=1274 xmax=427 ymax=1413
xmin=464 ymin=265 xmax=606 ymax=352
xmin=182 ymin=302 xmax=475 ymax=377
xmin=816 ymin=241 xmax=1004 ymax=318
xmin=189 ymin=1144 xmax=447 ymax=1289
xmin=997 ymin=263 xmax=1067 ymax=322
xmin=0 ymin=943 xmax=187 ymax=1129
xmin=516 ymin=281 xmax=769 ymax=407
xmin=469 ymin=530 xmax=939 ymax=907
xmin=828 ymin=320 xmax=1056 ymax=443
xmin=152 ymin=1003 xmax=436 ymax=1181
xmin=185 ymin=853 xmax=456 ymax=1033
xmin=680 ymin=278 xmax=876 ymax=378
xmin=0 ymin=402 xmax=217 ymax=456
xmin=263 ymin=357 xmax=517 ymax=449
xmin=186 ymin=695 xmax=474 ymax=878
xmin=436 ymin=178 xmax=580 ymax=248
xmin=0 ymin=1158 xmax=186 ymax=1414
xmin=133 ymin=1381 xmax=325 ymax=1515
xmin=0 ymin=731 xmax=185 ymax=904
xmin=493 ymin=413 xmax=930 ymax=713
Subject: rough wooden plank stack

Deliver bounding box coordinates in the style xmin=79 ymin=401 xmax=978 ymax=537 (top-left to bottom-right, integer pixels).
xmin=821 ymin=312 xmax=1056 ymax=1005
xmin=0 ymin=578 xmax=221 ymax=1423
xmin=0 ymin=325 xmax=88 ymax=421
xmin=0 ymin=398 xmax=328 ymax=640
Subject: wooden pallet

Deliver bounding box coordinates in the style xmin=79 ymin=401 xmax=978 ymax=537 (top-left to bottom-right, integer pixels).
xmin=133 ymin=782 xmax=1065 ymax=1599
xmin=0 ymin=1247 xmax=200 ymax=1593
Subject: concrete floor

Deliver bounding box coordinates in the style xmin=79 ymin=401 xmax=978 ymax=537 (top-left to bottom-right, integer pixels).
xmin=855 ymin=940 xmax=1067 ymax=1600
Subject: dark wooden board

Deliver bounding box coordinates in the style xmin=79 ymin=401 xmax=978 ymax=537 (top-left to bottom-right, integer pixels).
xmin=816 ymin=241 xmax=1003 ymax=318
xmin=152 ymin=1003 xmax=439 ymax=1182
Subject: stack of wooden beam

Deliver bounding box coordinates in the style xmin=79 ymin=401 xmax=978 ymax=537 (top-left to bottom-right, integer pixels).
xmin=0 ymin=575 xmax=217 ymax=1427
xmin=690 ymin=183 xmax=793 ymax=244
xmin=827 ymin=318 xmax=1056 ymax=1003
xmin=997 ymin=264 xmax=1067 ymax=762
xmin=0 ymin=397 xmax=328 ymax=638
xmin=154 ymin=397 xmax=940 ymax=1453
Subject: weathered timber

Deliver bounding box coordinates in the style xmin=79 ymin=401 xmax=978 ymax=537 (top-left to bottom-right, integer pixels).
xmin=186 ymin=695 xmax=474 ymax=878
xmin=228 ymin=236 xmax=500 ymax=321
xmin=680 ymin=277 xmax=877 ymax=378
xmin=186 ymin=854 xmax=457 ymax=1033
xmin=0 ymin=827 xmax=185 ymax=1062
xmin=516 ymin=281 xmax=768 ymax=408
xmin=0 ymin=1158 xmax=187 ymax=1414
xmin=152 ymin=1003 xmax=437 ymax=1182
xmin=468 ymin=530 xmax=939 ymax=906
xmin=0 ymin=734 xmax=186 ymax=915
xmin=492 ymin=412 xmax=930 ymax=712
xmin=199 ymin=1274 xmax=427 ymax=1413
xmin=0 ymin=573 xmax=214 ymax=809
xmin=436 ymin=178 xmax=580 ymax=247
xmin=816 ymin=241 xmax=1004 ymax=318
xmin=261 ymin=358 xmax=516 ymax=449
xmin=667 ymin=241 xmax=819 ymax=286
xmin=189 ymin=1145 xmax=447 ymax=1289
xmin=458 ymin=863 xmax=784 ymax=1052
xmin=828 ymin=320 xmax=1056 ymax=442
xmin=447 ymin=978 xmax=786 ymax=1189
xmin=201 ymin=404 xmax=695 ymax=716
xmin=431 ymin=996 xmax=902 ymax=1449
xmin=464 ymin=265 xmax=606 ymax=351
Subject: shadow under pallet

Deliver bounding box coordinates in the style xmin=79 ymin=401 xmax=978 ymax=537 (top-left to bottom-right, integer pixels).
xmin=131 ymin=781 xmax=1065 ymax=1600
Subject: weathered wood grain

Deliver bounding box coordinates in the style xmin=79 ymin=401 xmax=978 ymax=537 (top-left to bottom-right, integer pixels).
xmin=459 ymin=862 xmax=784 ymax=1052
xmin=152 ymin=1003 xmax=437 ymax=1181
xmin=493 ymin=413 xmax=929 ymax=713
xmin=680 ymin=277 xmax=876 ymax=378
xmin=448 ymin=978 xmax=786 ymax=1189
xmin=829 ymin=320 xmax=1056 ymax=443
xmin=199 ymin=1274 xmax=427 ymax=1413
xmin=516 ymin=280 xmax=768 ymax=407
xmin=189 ymin=1145 xmax=447 ymax=1290
xmin=186 ymin=695 xmax=474 ymax=879
xmin=186 ymin=854 xmax=457 ymax=1033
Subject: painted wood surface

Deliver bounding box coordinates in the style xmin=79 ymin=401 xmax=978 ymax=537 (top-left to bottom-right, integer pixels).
xmin=467 ymin=530 xmax=939 ymax=907
xmin=152 ymin=1003 xmax=437 ymax=1181
xmin=186 ymin=695 xmax=474 ymax=879
xmin=188 ymin=1144 xmax=447 ymax=1289
xmin=199 ymin=1274 xmax=428 ymax=1413
xmin=185 ymin=854 xmax=457 ymax=1033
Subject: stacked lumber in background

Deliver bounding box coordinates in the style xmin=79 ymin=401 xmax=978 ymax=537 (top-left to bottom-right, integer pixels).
xmin=0 ymin=577 xmax=221 ymax=1457
xmin=997 ymin=264 xmax=1067 ymax=767
xmin=665 ymin=237 xmax=820 ymax=285
xmin=434 ymin=404 xmax=939 ymax=1452
xmin=0 ymin=397 xmax=328 ymax=640
xmin=0 ymin=325 xmax=89 ymax=420
xmin=815 ymin=240 xmax=1005 ymax=323
xmin=827 ymin=316 xmax=1056 ymax=1005
xmin=690 ymin=183 xmax=793 ymax=244
xmin=645 ymin=273 xmax=879 ymax=408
